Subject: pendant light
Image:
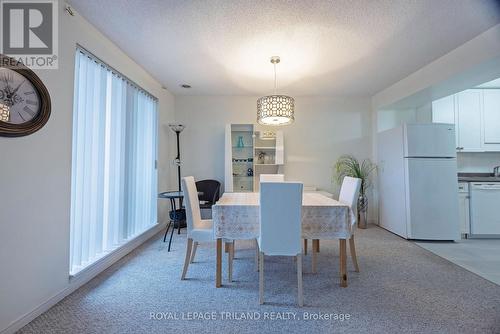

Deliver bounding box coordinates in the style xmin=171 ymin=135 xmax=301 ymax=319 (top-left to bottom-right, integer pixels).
xmin=257 ymin=56 xmax=295 ymax=126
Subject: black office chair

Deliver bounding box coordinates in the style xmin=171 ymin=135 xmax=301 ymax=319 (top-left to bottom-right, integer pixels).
xmin=163 ymin=180 xmax=220 ymax=244
xmin=195 ymin=179 xmax=221 ymax=210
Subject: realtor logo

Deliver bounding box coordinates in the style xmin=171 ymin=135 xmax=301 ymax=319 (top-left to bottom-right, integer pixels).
xmin=0 ymin=0 xmax=58 ymax=69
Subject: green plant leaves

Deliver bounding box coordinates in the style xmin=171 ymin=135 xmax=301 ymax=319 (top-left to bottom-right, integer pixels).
xmin=334 ymin=155 xmax=377 ymax=195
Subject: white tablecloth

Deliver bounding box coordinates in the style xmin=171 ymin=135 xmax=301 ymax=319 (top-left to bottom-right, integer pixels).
xmin=212 ymin=192 xmax=354 ymax=240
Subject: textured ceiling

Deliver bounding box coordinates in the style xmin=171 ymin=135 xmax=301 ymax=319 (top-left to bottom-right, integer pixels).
xmin=68 ymin=0 xmax=500 ymax=96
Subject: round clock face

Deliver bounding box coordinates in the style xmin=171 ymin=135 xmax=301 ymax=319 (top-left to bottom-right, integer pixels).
xmin=0 ymin=68 xmax=41 ymax=124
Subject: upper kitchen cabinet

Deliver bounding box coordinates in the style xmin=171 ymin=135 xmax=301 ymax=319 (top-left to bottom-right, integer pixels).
xmin=432 ymin=95 xmax=455 ymax=124
xmin=482 ymin=90 xmax=500 ymax=150
xmin=432 ymin=89 xmax=500 ymax=152
xmin=456 ymin=90 xmax=483 ymax=152
xmin=432 ymin=95 xmax=459 ymax=145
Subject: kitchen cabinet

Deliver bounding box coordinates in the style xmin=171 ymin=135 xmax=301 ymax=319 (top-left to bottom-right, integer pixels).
xmin=457 ymin=182 xmax=470 ymax=236
xmin=432 ymin=89 xmax=500 ymax=152
xmin=432 ymin=95 xmax=455 ymax=124
xmin=456 ymin=90 xmax=483 ymax=152
xmin=482 ymin=89 xmax=500 ymax=150
xmin=432 ymin=95 xmax=459 ymax=146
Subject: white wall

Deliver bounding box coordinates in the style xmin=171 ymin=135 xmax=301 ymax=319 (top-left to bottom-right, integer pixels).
xmin=376 ymin=102 xmax=433 ymax=133
xmin=377 ymin=108 xmax=417 ymax=133
xmin=457 ymin=153 xmax=500 ymax=173
xmin=372 ymin=24 xmax=500 ymax=111
xmin=0 ymin=3 xmax=175 ymax=332
xmin=174 ymin=95 xmax=373 ymax=200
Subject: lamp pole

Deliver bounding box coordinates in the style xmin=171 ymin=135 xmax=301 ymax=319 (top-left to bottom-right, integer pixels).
xmin=175 ymin=130 xmax=181 ymax=191
xmin=169 ymin=124 xmax=185 ymax=192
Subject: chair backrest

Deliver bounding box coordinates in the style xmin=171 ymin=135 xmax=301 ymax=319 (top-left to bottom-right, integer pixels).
xmin=259 ymin=174 xmax=285 ymax=182
xmin=339 ymin=176 xmax=362 ymax=226
xmin=182 ymin=176 xmax=202 ymax=233
xmin=259 ymin=182 xmax=303 ymax=256
xmin=195 ymin=179 xmax=221 ymax=204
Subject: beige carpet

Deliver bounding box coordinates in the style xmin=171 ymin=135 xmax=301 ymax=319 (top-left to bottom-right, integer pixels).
xmin=19 ymin=225 xmax=500 ymax=333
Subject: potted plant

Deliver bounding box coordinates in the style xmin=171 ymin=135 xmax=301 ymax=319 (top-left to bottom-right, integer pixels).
xmin=334 ymin=155 xmax=377 ymax=229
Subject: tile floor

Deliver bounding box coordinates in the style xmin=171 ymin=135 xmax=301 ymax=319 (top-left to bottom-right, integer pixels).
xmin=416 ymin=238 xmax=500 ymax=285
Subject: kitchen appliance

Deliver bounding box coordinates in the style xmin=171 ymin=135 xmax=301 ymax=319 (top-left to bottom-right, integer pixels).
xmin=458 ymin=182 xmax=470 ymax=237
xmin=378 ymin=123 xmax=460 ymax=240
xmin=470 ymin=182 xmax=500 ymax=237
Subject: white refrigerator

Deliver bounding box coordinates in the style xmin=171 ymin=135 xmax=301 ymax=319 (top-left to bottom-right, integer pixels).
xmin=377 ymin=123 xmax=460 ymax=240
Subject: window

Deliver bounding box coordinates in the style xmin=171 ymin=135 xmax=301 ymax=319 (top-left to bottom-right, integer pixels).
xmin=70 ymin=47 xmax=158 ymax=275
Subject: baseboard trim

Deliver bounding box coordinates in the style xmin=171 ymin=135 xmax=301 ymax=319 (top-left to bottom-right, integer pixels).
xmin=1 ymin=222 xmax=166 ymax=334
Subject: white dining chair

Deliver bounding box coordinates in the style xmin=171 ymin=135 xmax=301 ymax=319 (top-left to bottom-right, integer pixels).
xmin=181 ymin=176 xmax=234 ymax=280
xmin=259 ymin=174 xmax=285 ymax=182
xmin=254 ymin=173 xmax=286 ymax=270
xmin=258 ymin=182 xmax=304 ymax=306
xmin=338 ymin=176 xmax=362 ymax=272
xmin=307 ymin=176 xmax=362 ymax=273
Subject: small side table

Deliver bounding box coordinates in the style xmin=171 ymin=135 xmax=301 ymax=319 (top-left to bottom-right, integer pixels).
xmin=159 ymin=191 xmax=186 ymax=252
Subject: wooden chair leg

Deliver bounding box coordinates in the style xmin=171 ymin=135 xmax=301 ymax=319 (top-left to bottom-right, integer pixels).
xmin=232 ymin=240 xmax=236 ymax=259
xmin=255 ymin=239 xmax=259 ymax=271
xmin=181 ymin=238 xmax=193 ymax=280
xmin=216 ymin=239 xmax=222 ymax=288
xmin=228 ymin=242 xmax=234 ymax=282
xmin=259 ymin=251 xmax=264 ymax=304
xmin=303 ymin=239 xmax=308 ymax=255
xmin=312 ymin=239 xmax=319 ymax=273
xmin=297 ymin=254 xmax=303 ymax=307
xmin=349 ymin=235 xmax=360 ymax=272
xmin=340 ymin=239 xmax=348 ymax=287
xmin=190 ymin=241 xmax=198 ymax=263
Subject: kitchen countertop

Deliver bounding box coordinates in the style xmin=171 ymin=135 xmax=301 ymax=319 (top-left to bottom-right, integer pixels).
xmin=458 ymin=173 xmax=500 ymax=182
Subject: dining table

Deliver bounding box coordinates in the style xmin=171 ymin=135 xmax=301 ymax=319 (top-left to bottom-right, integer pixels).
xmin=212 ymin=192 xmax=355 ymax=288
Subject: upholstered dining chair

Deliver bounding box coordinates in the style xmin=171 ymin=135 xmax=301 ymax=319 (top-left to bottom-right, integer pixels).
xmin=254 ymin=173 xmax=285 ymax=270
xmin=258 ymin=181 xmax=304 ymax=306
xmin=253 ymin=173 xmax=286 ymax=269
xmin=259 ymin=174 xmax=285 ymax=182
xmin=181 ymin=176 xmax=234 ymax=280
xmin=195 ymin=179 xmax=232 ymax=281
xmin=338 ymin=176 xmax=362 ymax=272
xmin=306 ymin=176 xmax=362 ymax=273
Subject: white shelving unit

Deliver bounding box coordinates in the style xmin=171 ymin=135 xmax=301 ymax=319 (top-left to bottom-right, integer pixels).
xmin=253 ymin=130 xmax=284 ymax=192
xmin=224 ymin=124 xmax=284 ymax=192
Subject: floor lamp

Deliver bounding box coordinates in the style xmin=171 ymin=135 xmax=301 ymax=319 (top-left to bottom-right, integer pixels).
xmin=163 ymin=124 xmax=186 ymax=247
xmin=169 ymin=124 xmax=185 ymax=191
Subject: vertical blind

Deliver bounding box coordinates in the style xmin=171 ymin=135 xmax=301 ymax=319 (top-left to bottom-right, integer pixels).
xmin=70 ymin=48 xmax=158 ymax=274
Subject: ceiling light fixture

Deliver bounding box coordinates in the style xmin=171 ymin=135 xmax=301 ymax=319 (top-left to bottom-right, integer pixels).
xmin=180 ymin=84 xmax=191 ymax=89
xmin=257 ymin=56 xmax=295 ymax=126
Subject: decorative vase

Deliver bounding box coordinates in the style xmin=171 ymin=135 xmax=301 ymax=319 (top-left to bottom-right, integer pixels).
xmin=258 ymin=151 xmax=266 ymax=164
xmin=357 ymin=194 xmax=368 ymax=229
xmin=237 ymin=136 xmax=244 ymax=148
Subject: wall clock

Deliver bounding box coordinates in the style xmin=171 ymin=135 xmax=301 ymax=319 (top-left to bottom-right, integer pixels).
xmin=0 ymin=54 xmax=51 ymax=137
